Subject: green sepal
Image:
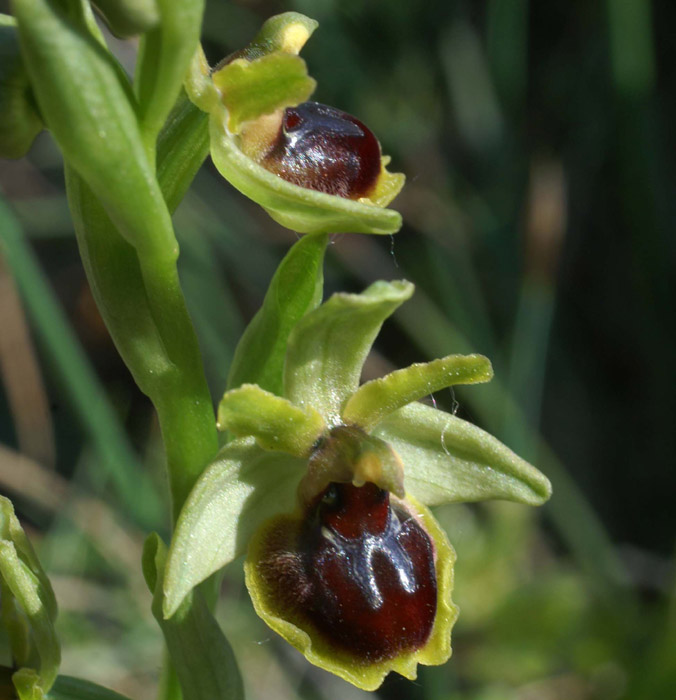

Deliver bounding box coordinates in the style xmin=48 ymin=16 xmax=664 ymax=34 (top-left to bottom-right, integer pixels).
xmin=213 ymin=52 xmax=316 ymax=134
xmin=284 ymin=280 xmax=414 ymax=424
xmin=208 ymin=105 xmax=404 ymax=235
xmin=227 ymin=233 xmax=327 ymax=395
xmin=92 ymin=0 xmax=160 ymax=38
xmin=0 ymin=497 xmax=60 ymax=695
xmin=343 ymin=353 xmax=494 ymax=431
xmin=163 ymin=439 xmax=306 ymax=618
xmin=217 ymin=384 xmax=326 ymax=456
xmin=144 ymin=534 xmax=244 ymax=700
xmin=374 ymin=402 xmax=552 ymax=506
xmin=0 ymin=16 xmax=43 ymax=158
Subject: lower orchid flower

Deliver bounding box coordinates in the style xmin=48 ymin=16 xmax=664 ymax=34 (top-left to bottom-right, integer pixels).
xmin=163 ymin=239 xmax=551 ymax=690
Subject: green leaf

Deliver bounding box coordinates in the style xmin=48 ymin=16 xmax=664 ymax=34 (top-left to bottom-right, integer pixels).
xmin=0 ymin=17 xmax=43 ymax=158
xmin=92 ymin=0 xmax=160 ymax=38
xmin=343 ymin=353 xmax=494 ymax=431
xmin=227 ymin=232 xmax=327 ymax=394
xmin=208 ymin=105 xmax=404 ymax=234
xmin=284 ymin=280 xmax=414 ymax=425
xmin=12 ymin=0 xmax=176 ymax=258
xmin=135 ymin=0 xmax=204 ymax=153
xmin=373 ymin=402 xmax=552 ymax=506
xmin=47 ymin=674 xmax=133 ymax=700
xmin=144 ymin=534 xmax=244 ymax=700
xmin=217 ymin=384 xmax=325 ymax=456
xmin=164 ymin=438 xmax=306 ymax=617
xmin=0 ymin=497 xmax=60 ymax=695
xmin=213 ymin=52 xmax=316 ymax=134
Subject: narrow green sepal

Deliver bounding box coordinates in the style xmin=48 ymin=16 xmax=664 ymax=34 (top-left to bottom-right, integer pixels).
xmin=0 ymin=497 xmax=60 ymax=695
xmin=227 ymin=232 xmax=327 ymax=395
xmin=213 ymin=52 xmax=316 ymax=134
xmin=343 ymin=354 xmax=494 ymax=431
xmin=284 ymin=280 xmax=414 ymax=424
xmin=164 ymin=439 xmax=306 ymax=618
xmin=374 ymin=402 xmax=552 ymax=506
xmin=217 ymin=384 xmax=326 ymax=456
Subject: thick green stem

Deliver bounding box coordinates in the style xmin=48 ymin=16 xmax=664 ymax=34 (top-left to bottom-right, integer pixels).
xmin=65 ymin=167 xmax=217 ymax=518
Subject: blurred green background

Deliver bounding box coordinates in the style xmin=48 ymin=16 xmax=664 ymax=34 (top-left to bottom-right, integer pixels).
xmin=1 ymin=1 xmax=675 ymax=698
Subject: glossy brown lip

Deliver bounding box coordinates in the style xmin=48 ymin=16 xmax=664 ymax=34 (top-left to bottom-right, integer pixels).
xmin=260 ymin=101 xmax=383 ymax=200
xmin=295 ymin=482 xmax=438 ymax=662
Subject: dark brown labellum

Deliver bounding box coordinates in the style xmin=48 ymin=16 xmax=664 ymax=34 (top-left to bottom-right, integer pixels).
xmin=260 ymin=102 xmax=383 ymax=199
xmin=259 ymin=482 xmax=438 ymax=663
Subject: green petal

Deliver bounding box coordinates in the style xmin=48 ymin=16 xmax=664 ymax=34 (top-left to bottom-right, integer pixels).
xmin=217 ymin=384 xmax=326 ymax=456
xmin=213 ymin=52 xmax=316 ymax=134
xmin=208 ymin=105 xmax=404 ymax=235
xmin=0 ymin=497 xmax=60 ymax=694
xmin=238 ymin=12 xmax=319 ymax=58
xmin=374 ymin=402 xmax=552 ymax=506
xmin=163 ymin=438 xmax=306 ymax=618
xmin=227 ymin=233 xmax=327 ymax=395
xmin=284 ymin=280 xmax=414 ymax=424
xmin=342 ymin=353 xmax=494 ymax=431
xmin=244 ymin=495 xmax=457 ymax=690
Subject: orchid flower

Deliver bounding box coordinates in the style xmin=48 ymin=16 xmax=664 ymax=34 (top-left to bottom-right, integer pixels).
xmin=163 ymin=236 xmax=551 ymax=691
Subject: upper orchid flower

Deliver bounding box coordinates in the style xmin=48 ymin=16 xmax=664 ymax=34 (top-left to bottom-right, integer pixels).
xmin=162 ymin=236 xmax=551 ymax=690
xmin=184 ymin=12 xmax=405 ymax=235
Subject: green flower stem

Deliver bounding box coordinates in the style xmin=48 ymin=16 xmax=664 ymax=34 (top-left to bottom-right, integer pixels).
xmin=65 ymin=168 xmax=217 ymax=517
xmin=144 ymin=534 xmax=244 ymax=700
